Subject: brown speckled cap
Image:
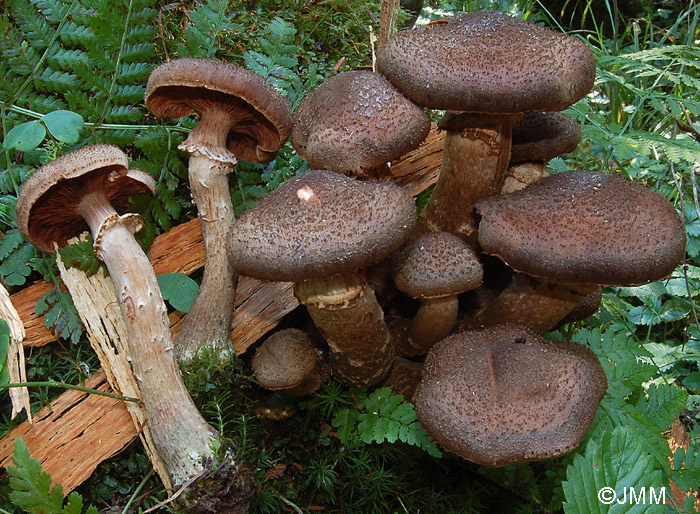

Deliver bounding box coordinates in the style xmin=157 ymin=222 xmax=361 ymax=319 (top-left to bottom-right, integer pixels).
xmin=252 ymin=329 xmax=318 ymax=390
xmin=229 ymin=170 xmax=417 ymax=281
xmin=145 ymin=58 xmax=293 ymax=163
xmin=414 ymin=324 xmax=607 ymax=467
xmin=475 ymin=169 xmax=686 ymax=285
xmin=16 ymin=145 xmax=155 ymax=252
xmin=391 ymin=231 xmax=483 ymax=298
xmin=292 ymin=70 xmax=430 ymax=174
xmin=376 ymin=11 xmax=595 ymax=113
xmin=510 ymin=111 xmax=582 ymax=163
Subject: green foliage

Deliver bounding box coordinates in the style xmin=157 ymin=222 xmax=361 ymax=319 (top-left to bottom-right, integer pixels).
xmin=35 ymin=282 xmax=83 ymax=345
xmin=156 ymin=272 xmax=199 ymax=313
xmin=57 ymin=238 xmax=100 ymax=277
xmin=8 ymin=437 xmax=98 ymax=514
xmin=562 ymin=426 xmax=665 ymax=513
xmin=0 ymin=318 xmax=10 ymax=386
xmin=332 ymin=387 xmax=442 ymax=458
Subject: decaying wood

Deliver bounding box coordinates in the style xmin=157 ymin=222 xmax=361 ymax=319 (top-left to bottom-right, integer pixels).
xmin=390 ymin=123 xmax=444 ymax=196
xmin=0 ymin=283 xmax=31 ymax=423
xmin=0 ymin=372 xmax=136 ymax=492
xmin=56 ymin=247 xmax=173 ymax=491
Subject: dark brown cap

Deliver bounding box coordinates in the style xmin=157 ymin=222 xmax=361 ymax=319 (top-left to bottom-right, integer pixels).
xmin=510 ymin=111 xmax=582 ymax=163
xmin=145 ymin=58 xmax=293 ymax=163
xmin=252 ymin=329 xmax=318 ymax=391
xmin=475 ymin=169 xmax=686 ymax=286
xmin=16 ymin=145 xmax=155 ymax=252
xmin=229 ymin=170 xmax=417 ymax=281
xmin=377 ymin=11 xmax=595 ymax=113
xmin=292 ymin=70 xmax=430 ymax=174
xmin=414 ymin=324 xmax=607 ymax=467
xmin=391 ymin=231 xmax=483 ymax=298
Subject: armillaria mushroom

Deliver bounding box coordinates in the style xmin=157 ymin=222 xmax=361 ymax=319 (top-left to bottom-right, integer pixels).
xmin=251 ymin=328 xmax=323 ymax=397
xmin=377 ymin=11 xmax=595 ymax=245
xmin=391 ymin=231 xmax=483 ymax=355
xmin=292 ymin=70 xmax=430 ymax=181
xmin=469 ymin=169 xmax=686 ymax=333
xmin=15 ymin=145 xmax=251 ymax=510
xmin=229 ymin=170 xmax=416 ymax=386
xmin=414 ymin=324 xmax=607 ymax=467
xmin=502 ymin=111 xmax=581 ymax=193
xmin=145 ymin=57 xmax=293 ymax=361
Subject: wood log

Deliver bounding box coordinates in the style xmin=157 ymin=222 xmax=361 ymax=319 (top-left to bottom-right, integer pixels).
xmin=0 ymin=372 xmax=137 ymax=492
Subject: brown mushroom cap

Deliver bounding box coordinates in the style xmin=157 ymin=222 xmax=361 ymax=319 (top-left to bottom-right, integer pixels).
xmin=391 ymin=231 xmax=483 ymax=298
xmin=229 ymin=170 xmax=417 ymax=281
xmin=475 ymin=169 xmax=686 ymax=286
xmin=251 ymin=329 xmax=318 ymax=390
xmin=510 ymin=111 xmax=582 ymax=163
xmin=145 ymin=57 xmax=293 ymax=163
xmin=414 ymin=324 xmax=607 ymax=467
xmin=16 ymin=145 xmax=155 ymax=252
xmin=376 ymin=11 xmax=595 ymax=113
xmin=292 ymin=70 xmax=430 ymax=173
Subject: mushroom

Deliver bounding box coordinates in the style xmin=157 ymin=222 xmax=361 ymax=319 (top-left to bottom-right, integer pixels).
xmin=376 ymin=11 xmax=595 ymax=245
xmin=469 ymin=169 xmax=686 ymax=333
xmin=251 ymin=328 xmax=323 ymax=397
xmin=229 ymin=170 xmax=416 ymax=386
xmin=145 ymin=57 xmax=293 ymax=361
xmin=414 ymin=324 xmax=607 ymax=467
xmin=391 ymin=231 xmax=483 ymax=355
xmin=292 ymin=70 xmax=430 ymax=181
xmin=502 ymin=111 xmax=581 ymax=193
xmin=15 ymin=145 xmax=251 ymax=507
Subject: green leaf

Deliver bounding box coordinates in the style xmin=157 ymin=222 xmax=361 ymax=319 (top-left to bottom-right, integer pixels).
xmin=332 ymin=408 xmax=359 ymax=444
xmin=41 ymin=110 xmax=84 ymax=143
xmin=3 ymin=120 xmax=46 ymax=151
xmin=8 ymin=437 xmax=67 ymax=513
xmin=0 ymin=318 xmax=10 ymax=386
xmin=157 ymin=273 xmax=199 ymax=313
xmin=562 ymin=426 xmax=665 ymax=514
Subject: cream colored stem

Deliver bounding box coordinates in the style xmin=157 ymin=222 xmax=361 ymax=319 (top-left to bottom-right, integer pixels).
xmin=409 ymin=295 xmax=458 ymax=354
xmin=175 ymin=153 xmax=237 ymax=360
xmin=419 ymin=113 xmax=515 ymax=247
xmin=77 ymin=192 xmax=217 ymax=487
xmin=294 ymin=273 xmax=395 ymax=386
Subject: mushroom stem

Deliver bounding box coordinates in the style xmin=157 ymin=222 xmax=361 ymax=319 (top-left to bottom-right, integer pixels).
xmin=294 ymin=272 xmax=395 ymax=386
xmin=463 ymin=273 xmax=597 ymax=334
xmin=79 ymin=194 xmax=219 ymax=486
xmin=408 ymin=295 xmax=458 ymax=353
xmin=175 ymin=153 xmax=238 ymax=361
xmin=419 ymin=112 xmax=517 ymax=246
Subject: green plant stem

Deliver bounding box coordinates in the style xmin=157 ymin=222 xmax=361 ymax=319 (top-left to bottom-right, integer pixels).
xmin=122 ymin=468 xmax=155 ymax=514
xmin=0 ymin=381 xmax=141 ymax=403
xmin=1 ymin=103 xmax=190 ymax=134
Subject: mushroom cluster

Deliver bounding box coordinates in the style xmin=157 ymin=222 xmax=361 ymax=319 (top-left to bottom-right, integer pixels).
xmin=244 ymin=9 xmax=685 ymax=470
xmin=14 ymin=9 xmax=688 ymax=499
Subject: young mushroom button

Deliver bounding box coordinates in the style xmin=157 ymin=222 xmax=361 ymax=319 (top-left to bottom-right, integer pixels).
xmin=414 ymin=324 xmax=607 ymax=467
xmin=376 ymin=11 xmax=596 ymax=245
xmin=229 ymin=170 xmax=417 ymax=386
xmin=145 ymin=57 xmax=293 ymax=361
xmin=391 ymin=231 xmax=483 ymax=355
xmin=15 ymin=145 xmax=250 ymax=504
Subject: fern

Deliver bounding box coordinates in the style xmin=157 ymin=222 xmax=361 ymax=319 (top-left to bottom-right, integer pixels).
xmin=35 ymin=281 xmax=83 ymax=345
xmin=562 ymin=426 xmax=666 ymax=514
xmin=8 ymin=437 xmax=99 ymax=514
xmin=332 ymin=387 xmax=442 ymax=458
